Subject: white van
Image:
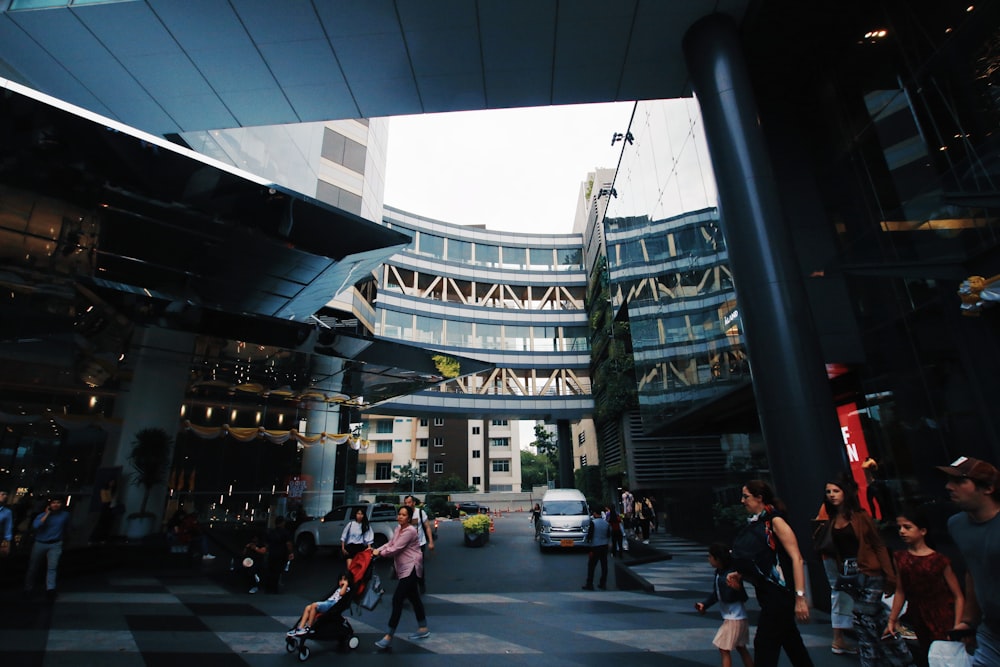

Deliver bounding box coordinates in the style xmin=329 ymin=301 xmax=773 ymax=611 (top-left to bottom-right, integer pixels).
xmin=538 ymin=488 xmax=591 ymax=550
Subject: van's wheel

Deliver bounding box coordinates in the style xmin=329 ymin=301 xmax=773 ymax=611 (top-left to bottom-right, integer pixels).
xmin=298 ymin=645 xmax=310 ymax=661
xmin=348 ymin=636 xmax=360 ymax=649
xmin=296 ymin=534 xmax=316 ymax=557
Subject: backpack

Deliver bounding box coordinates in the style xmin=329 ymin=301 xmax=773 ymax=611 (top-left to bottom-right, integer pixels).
xmin=731 ymin=509 xmax=789 ymax=592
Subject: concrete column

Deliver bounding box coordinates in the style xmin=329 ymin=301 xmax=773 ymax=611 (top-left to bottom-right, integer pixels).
xmin=682 ymin=14 xmax=847 ymax=537
xmin=299 ymin=355 xmax=349 ymax=516
xmin=110 ymin=326 xmax=195 ymax=523
xmin=557 ymin=419 xmax=573 ymax=488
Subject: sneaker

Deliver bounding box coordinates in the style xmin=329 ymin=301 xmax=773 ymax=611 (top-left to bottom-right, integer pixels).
xmin=294 ymin=626 xmax=310 ymax=637
xmin=374 ymin=638 xmax=392 ymax=650
xmin=831 ymin=642 xmax=858 ymax=655
xmin=202 ymin=553 xmax=216 ymax=560
xmin=408 ymin=630 xmax=430 ymax=640
xmin=248 ymin=586 xmax=259 ymax=594
xmin=287 ymin=628 xmax=300 ymax=637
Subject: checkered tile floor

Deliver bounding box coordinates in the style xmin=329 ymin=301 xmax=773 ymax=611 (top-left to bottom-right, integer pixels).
xmin=1 ymin=533 xmax=849 ymax=667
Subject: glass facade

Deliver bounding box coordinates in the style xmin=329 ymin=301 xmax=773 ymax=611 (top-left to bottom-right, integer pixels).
xmin=373 ymin=209 xmax=592 ymax=407
xmin=735 ymin=1 xmax=1000 ymax=515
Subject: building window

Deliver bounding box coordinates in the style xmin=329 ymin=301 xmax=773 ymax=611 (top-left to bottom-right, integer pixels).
xmin=491 ymin=459 xmax=510 ymax=473
xmin=472 ymin=450 xmax=481 ymax=458
xmin=489 ymin=438 xmax=510 ymax=447
xmin=491 ymin=419 xmax=508 ymax=426
xmin=472 ymin=476 xmax=481 ymax=485
xmin=418 ymin=461 xmax=428 ymax=474
xmin=375 ymin=442 xmax=392 ymax=454
xmin=471 ymin=426 xmax=480 ymax=435
xmin=580 ymin=455 xmax=588 ymax=466
xmin=419 ymin=438 xmax=428 ymax=448
xmin=578 ymin=432 xmax=586 ymax=444
xmin=419 ymin=418 xmax=428 ymax=427
xmin=433 ymin=463 xmax=444 ymax=474
xmin=432 ymin=437 xmax=444 ymax=447
xmin=375 ymin=421 xmax=394 ymax=434
xmin=433 ymin=417 xmax=444 ymax=426
xmin=375 ymin=462 xmax=391 ymax=480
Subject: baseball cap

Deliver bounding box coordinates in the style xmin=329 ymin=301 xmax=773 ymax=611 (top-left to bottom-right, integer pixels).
xmin=936 ymin=456 xmax=999 ymax=485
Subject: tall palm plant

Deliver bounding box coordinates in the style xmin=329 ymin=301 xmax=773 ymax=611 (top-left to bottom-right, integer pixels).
xmin=128 ymin=427 xmax=172 ymax=518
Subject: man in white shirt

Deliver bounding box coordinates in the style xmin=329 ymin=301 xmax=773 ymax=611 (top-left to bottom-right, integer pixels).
xmin=403 ymin=495 xmax=434 ymax=593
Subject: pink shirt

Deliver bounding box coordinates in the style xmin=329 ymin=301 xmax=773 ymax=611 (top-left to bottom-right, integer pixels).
xmin=378 ymin=524 xmax=423 ymax=579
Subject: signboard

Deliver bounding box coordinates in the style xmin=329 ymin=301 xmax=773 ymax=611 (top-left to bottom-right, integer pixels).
xmin=836 ymin=402 xmax=875 ymax=517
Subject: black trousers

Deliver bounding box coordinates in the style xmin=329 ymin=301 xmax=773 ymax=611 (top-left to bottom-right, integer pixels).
xmin=387 ymin=572 xmax=426 ymax=633
xmin=753 ymin=582 xmax=814 ymax=667
xmin=585 ymin=545 xmax=608 ymax=587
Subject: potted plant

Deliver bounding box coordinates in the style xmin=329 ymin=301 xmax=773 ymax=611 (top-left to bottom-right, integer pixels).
xmin=125 ymin=427 xmax=172 ymax=540
xmin=461 ymin=513 xmax=491 ymax=547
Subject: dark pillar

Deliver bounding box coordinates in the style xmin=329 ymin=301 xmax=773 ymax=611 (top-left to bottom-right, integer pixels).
xmin=557 ymin=419 xmax=574 ymax=489
xmin=682 ymin=15 xmax=847 ymax=540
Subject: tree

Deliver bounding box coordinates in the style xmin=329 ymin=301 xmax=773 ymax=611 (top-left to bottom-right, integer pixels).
xmin=531 ymin=424 xmax=559 ymax=485
xmin=430 ymin=473 xmax=474 ymax=492
xmin=392 ymin=462 xmax=428 ymax=492
xmin=520 ymin=449 xmax=550 ymax=490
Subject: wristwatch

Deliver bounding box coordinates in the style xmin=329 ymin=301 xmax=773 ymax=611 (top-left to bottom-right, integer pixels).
xmin=795 ymin=590 xmax=806 ymax=598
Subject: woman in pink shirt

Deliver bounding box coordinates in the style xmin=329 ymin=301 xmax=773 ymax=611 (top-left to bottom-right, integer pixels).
xmin=371 ymin=505 xmax=430 ymax=649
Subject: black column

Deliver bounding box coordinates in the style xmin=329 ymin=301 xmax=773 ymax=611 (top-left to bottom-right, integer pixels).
xmin=557 ymin=419 xmax=574 ymax=489
xmin=682 ymin=15 xmax=847 ymax=538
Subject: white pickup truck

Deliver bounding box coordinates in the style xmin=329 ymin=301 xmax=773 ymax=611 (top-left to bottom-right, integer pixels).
xmin=293 ymin=502 xmax=398 ymax=557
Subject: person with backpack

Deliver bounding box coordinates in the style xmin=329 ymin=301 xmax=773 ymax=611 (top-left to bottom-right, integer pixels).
xmin=727 ymin=480 xmax=814 ymax=667
xmin=403 ymin=495 xmax=434 ymax=593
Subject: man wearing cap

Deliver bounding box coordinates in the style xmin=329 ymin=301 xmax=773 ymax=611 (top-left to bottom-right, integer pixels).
xmin=939 ymin=456 xmax=1000 ymax=666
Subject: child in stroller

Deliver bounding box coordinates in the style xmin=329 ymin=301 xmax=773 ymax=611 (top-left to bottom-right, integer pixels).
xmin=284 ymin=548 xmax=377 ymax=660
xmin=287 ymin=572 xmax=350 ymax=637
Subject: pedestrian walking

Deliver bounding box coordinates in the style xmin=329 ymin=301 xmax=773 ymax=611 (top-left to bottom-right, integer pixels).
xmin=886 ymin=505 xmax=964 ymax=666
xmin=371 ymin=504 xmax=429 ymax=650
xmin=938 ymin=455 xmax=1000 ymax=667
xmin=24 ymin=495 xmax=71 ymax=600
xmin=0 ymin=489 xmax=13 ymax=559
xmin=819 ymin=474 xmax=913 ymax=666
xmin=696 ymin=542 xmax=754 ymax=667
xmin=728 ymin=479 xmax=814 ymax=667
xmin=582 ymin=506 xmax=610 ymax=590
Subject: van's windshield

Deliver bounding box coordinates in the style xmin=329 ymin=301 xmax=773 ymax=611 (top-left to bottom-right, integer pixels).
xmin=542 ymin=500 xmax=588 ymax=516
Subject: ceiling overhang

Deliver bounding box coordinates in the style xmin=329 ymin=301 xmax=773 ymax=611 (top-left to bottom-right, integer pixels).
xmin=0 ymin=0 xmax=750 ymax=137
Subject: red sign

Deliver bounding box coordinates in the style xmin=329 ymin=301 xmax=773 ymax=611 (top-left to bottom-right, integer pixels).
xmin=837 ymin=403 xmax=876 ymax=518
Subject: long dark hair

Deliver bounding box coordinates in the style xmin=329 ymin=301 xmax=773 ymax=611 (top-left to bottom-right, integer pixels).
xmin=822 ymin=474 xmax=861 ymax=519
xmin=353 ymin=507 xmax=371 ymax=533
xmin=744 ymin=479 xmax=787 ymax=512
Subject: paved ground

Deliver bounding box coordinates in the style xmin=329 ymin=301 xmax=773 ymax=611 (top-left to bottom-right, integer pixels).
xmin=1 ymin=516 xmax=856 ymax=666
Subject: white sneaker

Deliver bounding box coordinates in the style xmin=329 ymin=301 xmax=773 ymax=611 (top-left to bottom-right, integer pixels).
xmin=202 ymin=554 xmax=216 ymax=560
xmin=248 ymin=586 xmax=259 ymax=594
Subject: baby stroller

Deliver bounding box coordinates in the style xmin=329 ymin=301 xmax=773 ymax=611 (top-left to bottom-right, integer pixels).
xmin=285 ymin=549 xmax=378 ymax=661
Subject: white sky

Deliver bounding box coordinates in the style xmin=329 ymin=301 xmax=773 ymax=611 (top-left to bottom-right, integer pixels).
xmin=383 ymin=102 xmax=636 ymax=236
xmin=383 ymin=102 xmax=637 ymax=448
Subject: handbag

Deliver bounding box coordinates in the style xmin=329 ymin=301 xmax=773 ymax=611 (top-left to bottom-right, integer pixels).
xmin=811 ymin=520 xmax=835 ymax=555
xmin=834 ymin=558 xmax=862 ymax=596
xmin=360 ymin=573 xmax=383 ymax=611
xmin=927 ymin=640 xmax=973 ymax=667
